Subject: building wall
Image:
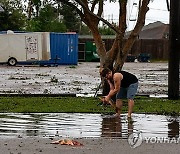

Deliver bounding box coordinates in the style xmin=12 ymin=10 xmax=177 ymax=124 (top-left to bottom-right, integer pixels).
xmin=131 ymin=39 xmax=169 ymax=60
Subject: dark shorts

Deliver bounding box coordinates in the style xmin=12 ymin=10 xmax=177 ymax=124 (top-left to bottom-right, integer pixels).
xmin=116 ymin=82 xmax=138 ymax=99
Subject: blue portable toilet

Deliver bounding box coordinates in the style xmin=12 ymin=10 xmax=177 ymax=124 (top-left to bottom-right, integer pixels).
xmin=49 ymin=32 xmax=78 ymax=65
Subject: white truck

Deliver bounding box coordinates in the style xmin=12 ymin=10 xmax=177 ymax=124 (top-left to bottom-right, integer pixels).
xmin=0 ymin=31 xmax=50 ymax=66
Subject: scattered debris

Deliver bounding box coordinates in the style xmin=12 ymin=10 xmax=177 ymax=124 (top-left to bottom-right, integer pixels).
xmin=51 ymin=139 xmax=83 ymax=146
xmin=50 ymin=75 xmax=58 ymax=83
xmin=0 ymin=62 xmax=168 ymax=95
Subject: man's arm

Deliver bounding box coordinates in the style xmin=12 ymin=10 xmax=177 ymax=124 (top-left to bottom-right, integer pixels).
xmin=105 ymin=73 xmax=123 ymax=101
xmin=107 ymin=79 xmax=114 ymax=90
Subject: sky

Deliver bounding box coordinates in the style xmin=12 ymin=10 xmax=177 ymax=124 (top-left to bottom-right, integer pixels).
xmin=103 ymin=0 xmax=170 ymax=31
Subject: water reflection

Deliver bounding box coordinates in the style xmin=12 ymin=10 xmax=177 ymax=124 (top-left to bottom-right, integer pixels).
xmin=0 ymin=113 xmax=179 ymax=139
xmin=101 ymin=116 xmax=133 ymax=138
xmin=101 ymin=116 xmax=122 ymax=138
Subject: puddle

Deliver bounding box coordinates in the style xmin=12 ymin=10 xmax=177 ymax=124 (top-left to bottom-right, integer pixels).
xmin=0 ymin=113 xmax=179 ymax=140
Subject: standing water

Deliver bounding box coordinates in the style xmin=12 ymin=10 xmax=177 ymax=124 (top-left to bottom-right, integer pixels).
xmin=0 ymin=113 xmax=179 ymax=139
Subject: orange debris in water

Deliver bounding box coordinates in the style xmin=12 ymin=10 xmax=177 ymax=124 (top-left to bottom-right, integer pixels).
xmin=51 ymin=139 xmax=83 ymax=146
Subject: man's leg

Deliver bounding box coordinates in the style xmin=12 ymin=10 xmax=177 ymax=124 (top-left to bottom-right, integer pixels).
xmin=128 ymin=99 xmax=134 ymax=118
xmin=114 ymin=99 xmax=123 ymax=117
xmin=127 ymin=82 xmax=138 ymax=118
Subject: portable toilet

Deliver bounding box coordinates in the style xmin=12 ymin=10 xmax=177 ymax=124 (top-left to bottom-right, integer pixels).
xmin=49 ymin=32 xmax=78 ymax=65
xmin=85 ymin=41 xmax=99 ymax=62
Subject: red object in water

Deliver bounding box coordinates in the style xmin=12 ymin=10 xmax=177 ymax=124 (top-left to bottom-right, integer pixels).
xmin=51 ymin=139 xmax=83 ymax=146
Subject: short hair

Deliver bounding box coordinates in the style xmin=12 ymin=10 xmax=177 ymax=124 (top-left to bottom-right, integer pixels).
xmin=101 ymin=68 xmax=111 ymax=77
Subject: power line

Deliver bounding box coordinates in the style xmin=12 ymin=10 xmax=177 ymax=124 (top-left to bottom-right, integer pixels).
xmin=103 ymin=0 xmax=170 ymax=29
xmin=149 ymin=7 xmax=169 ymax=12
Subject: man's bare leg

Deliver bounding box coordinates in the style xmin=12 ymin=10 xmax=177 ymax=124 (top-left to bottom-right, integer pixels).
xmin=114 ymin=99 xmax=123 ymax=117
xmin=128 ymin=99 xmax=134 ymax=118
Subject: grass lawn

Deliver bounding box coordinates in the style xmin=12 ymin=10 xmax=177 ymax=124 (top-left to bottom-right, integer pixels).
xmin=0 ymin=96 xmax=179 ymax=115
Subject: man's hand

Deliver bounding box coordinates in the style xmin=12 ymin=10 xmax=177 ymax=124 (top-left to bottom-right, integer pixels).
xmin=104 ymin=96 xmax=110 ymax=102
xmin=99 ymin=96 xmax=110 ymax=104
xmin=99 ymin=96 xmax=116 ymax=109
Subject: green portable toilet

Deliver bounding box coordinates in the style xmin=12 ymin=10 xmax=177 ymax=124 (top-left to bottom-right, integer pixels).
xmin=85 ymin=41 xmax=99 ymax=62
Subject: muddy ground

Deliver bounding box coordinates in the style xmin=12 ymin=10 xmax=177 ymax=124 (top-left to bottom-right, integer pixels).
xmin=0 ymin=62 xmax=168 ymax=96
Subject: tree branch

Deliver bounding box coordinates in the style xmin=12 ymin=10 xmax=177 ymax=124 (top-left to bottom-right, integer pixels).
xmin=57 ymin=0 xmax=85 ymax=22
xmin=130 ymin=0 xmax=150 ymax=37
xmin=107 ymin=1 xmax=127 ymax=66
xmin=121 ymin=0 xmax=150 ymax=63
xmin=91 ymin=0 xmax=99 ymax=12
xmin=57 ymin=0 xmax=121 ymax=34
xmin=97 ymin=0 xmax=103 ymax=17
xmin=76 ymin=0 xmax=120 ymax=33
xmin=119 ymin=0 xmax=127 ymax=34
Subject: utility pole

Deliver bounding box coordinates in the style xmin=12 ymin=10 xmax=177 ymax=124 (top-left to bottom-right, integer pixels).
xmin=168 ymin=0 xmax=180 ymax=99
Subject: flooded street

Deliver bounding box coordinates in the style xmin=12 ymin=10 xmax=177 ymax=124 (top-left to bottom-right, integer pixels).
xmin=0 ymin=62 xmax=169 ymax=95
xmin=0 ymin=113 xmax=179 ymax=140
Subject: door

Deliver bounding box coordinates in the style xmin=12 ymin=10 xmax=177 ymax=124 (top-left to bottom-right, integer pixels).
xmin=25 ymin=35 xmax=39 ymax=60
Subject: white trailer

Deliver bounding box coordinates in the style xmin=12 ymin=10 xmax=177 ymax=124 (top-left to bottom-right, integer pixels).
xmin=0 ymin=31 xmax=50 ymax=66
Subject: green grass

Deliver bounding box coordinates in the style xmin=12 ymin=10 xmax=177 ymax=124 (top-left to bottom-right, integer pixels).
xmin=133 ymin=96 xmax=180 ymax=115
xmin=0 ymin=96 xmax=179 ymax=115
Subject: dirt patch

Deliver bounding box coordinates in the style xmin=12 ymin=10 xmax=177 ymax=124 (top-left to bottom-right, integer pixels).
xmin=0 ymin=62 xmax=168 ymax=95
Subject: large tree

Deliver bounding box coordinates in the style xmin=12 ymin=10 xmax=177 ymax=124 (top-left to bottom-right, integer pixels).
xmin=26 ymin=0 xmax=41 ymax=19
xmin=56 ymin=0 xmax=151 ymax=72
xmin=0 ymin=0 xmax=26 ymax=31
xmin=59 ymin=4 xmax=81 ymax=32
xmin=37 ymin=4 xmax=66 ymax=32
xmin=25 ymin=0 xmax=67 ymax=32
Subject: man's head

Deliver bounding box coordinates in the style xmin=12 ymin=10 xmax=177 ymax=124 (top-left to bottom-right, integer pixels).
xmin=100 ymin=68 xmax=112 ymax=79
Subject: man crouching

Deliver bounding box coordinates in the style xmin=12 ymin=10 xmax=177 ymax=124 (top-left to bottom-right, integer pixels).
xmin=101 ymin=68 xmax=138 ymax=118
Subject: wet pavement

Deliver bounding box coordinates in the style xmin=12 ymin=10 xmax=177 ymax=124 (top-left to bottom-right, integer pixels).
xmin=0 ymin=62 xmax=169 ymax=95
xmin=0 ymin=113 xmax=179 ymax=140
